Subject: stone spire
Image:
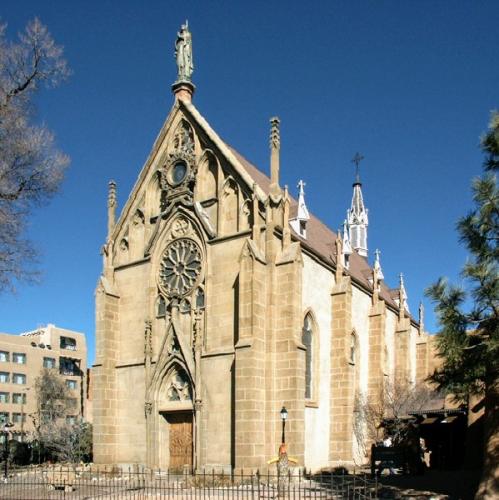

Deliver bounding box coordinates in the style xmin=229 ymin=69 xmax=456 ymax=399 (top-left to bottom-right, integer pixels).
xmin=418 ymin=301 xmax=425 ymax=333
xmin=373 ymin=249 xmax=384 ymax=281
xmin=107 ymin=180 xmax=117 ymax=240
xmin=283 ymin=185 xmax=291 ymax=247
xmin=335 ymin=229 xmax=344 ymax=280
xmin=347 ymin=153 xmax=368 ymax=258
xmin=269 ymin=117 xmax=281 ymax=197
xmin=290 ymin=180 xmax=310 ymax=238
xmin=398 ymin=272 xmax=409 ymax=317
xmin=372 ymin=249 xmax=384 ymax=302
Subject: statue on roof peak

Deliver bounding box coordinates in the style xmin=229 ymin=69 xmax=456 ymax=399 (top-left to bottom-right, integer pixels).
xmin=175 ymin=21 xmax=194 ymax=82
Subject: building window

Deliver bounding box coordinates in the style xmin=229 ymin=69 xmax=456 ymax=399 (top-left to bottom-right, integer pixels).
xmin=0 ymin=412 xmax=9 ymax=423
xmin=66 ymin=380 xmax=77 ymax=390
xmin=12 ymin=373 xmax=26 ymax=385
xmin=59 ymin=358 xmax=80 ymax=376
xmin=302 ymin=313 xmax=314 ymax=400
xmin=157 ymin=295 xmax=167 ymax=318
xmin=12 ymin=413 xmax=26 ymax=424
xmin=12 ymin=353 xmax=26 ymax=364
xmin=12 ymin=393 xmax=26 ymax=405
xmin=350 ymin=332 xmax=357 ymax=365
xmin=0 ymin=351 xmax=9 ymax=362
xmin=0 ymin=372 xmax=9 ymax=383
xmin=66 ymin=415 xmax=77 ymax=425
xmin=0 ymin=392 xmax=9 ymax=403
xmin=60 ymin=337 xmax=77 ymax=351
xmin=43 ymin=357 xmax=56 ymax=369
xmin=195 ymin=288 xmax=205 ymax=309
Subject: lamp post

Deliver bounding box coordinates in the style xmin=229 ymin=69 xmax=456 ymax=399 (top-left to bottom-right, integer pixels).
xmin=280 ymin=406 xmax=288 ymax=444
xmin=278 ymin=407 xmax=289 ymax=499
xmin=2 ymin=422 xmax=14 ymax=479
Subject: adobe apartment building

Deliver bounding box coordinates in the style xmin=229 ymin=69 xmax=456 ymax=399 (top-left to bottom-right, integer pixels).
xmin=0 ymin=324 xmax=87 ymax=440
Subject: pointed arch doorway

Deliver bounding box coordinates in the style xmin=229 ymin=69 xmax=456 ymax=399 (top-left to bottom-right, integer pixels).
xmin=147 ymin=358 xmax=197 ymax=471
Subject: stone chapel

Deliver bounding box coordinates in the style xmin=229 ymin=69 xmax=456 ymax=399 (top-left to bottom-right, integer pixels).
xmin=93 ymin=25 xmax=436 ymax=472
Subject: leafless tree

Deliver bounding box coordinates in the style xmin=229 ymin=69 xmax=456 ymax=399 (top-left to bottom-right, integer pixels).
xmin=31 ymin=368 xmax=88 ymax=463
xmin=33 ymin=368 xmax=72 ymax=424
xmin=0 ymin=18 xmax=70 ymax=292
xmin=354 ymin=380 xmax=440 ymax=456
xmin=40 ymin=420 xmax=92 ymax=464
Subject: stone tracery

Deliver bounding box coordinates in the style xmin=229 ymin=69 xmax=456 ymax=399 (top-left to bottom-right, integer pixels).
xmin=167 ymin=367 xmax=192 ymax=401
xmin=158 ymin=238 xmax=202 ymax=297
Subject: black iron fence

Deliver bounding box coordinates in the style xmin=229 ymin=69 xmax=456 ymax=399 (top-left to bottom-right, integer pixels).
xmin=0 ymin=465 xmax=378 ymax=499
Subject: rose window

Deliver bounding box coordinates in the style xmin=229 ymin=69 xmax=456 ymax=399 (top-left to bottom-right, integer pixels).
xmin=159 ymin=239 xmax=202 ymax=297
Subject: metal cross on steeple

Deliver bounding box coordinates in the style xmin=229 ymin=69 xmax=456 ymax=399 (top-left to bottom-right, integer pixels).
xmin=351 ymin=152 xmax=364 ymax=184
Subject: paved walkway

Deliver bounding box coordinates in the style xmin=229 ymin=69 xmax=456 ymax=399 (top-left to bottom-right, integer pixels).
xmin=377 ymin=469 xmax=480 ymax=499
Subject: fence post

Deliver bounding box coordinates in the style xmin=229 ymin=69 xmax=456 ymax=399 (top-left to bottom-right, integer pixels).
xmin=353 ymin=468 xmax=356 ymax=499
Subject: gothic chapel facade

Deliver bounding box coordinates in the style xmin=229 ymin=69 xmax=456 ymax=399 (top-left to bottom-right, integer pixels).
xmin=93 ymin=26 xmax=435 ymax=471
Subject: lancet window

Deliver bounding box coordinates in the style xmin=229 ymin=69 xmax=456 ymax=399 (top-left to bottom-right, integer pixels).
xmin=157 ymin=295 xmax=167 ymax=318
xmin=302 ymin=313 xmax=314 ymax=400
xmin=350 ymin=332 xmax=357 ymax=365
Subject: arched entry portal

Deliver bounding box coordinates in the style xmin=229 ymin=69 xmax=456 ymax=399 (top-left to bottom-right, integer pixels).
xmin=147 ymin=358 xmax=196 ymax=470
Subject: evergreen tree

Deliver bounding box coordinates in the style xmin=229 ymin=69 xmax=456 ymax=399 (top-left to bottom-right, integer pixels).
xmin=426 ymin=111 xmax=498 ymax=499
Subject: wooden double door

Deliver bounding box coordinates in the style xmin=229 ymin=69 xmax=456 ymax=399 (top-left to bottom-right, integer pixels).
xmin=166 ymin=412 xmax=193 ymax=471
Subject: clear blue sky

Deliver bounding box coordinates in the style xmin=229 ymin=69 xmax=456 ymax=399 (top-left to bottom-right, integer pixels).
xmin=1 ymin=1 xmax=498 ymax=366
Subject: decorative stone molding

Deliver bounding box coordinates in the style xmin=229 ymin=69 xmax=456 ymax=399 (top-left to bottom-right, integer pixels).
xmin=158 ymin=238 xmax=203 ymax=298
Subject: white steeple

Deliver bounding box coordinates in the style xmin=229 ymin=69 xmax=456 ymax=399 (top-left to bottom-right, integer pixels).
xmin=347 ymin=153 xmax=369 ymax=258
xmin=290 ymin=179 xmax=310 ymax=238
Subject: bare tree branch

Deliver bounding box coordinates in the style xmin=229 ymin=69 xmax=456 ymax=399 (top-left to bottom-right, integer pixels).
xmin=0 ymin=18 xmax=70 ymax=292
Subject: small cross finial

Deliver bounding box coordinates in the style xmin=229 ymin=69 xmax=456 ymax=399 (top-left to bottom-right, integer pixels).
xmin=351 ymin=152 xmax=364 ymax=184
xmin=297 ymin=179 xmax=306 ymax=195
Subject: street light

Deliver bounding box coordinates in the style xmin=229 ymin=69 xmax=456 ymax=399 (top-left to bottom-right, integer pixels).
xmin=280 ymin=406 xmax=288 ymax=444
xmin=2 ymin=422 xmax=14 ymax=479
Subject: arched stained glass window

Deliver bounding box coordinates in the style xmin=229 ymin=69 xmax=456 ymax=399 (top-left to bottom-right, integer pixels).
xmin=302 ymin=314 xmax=313 ymax=400
xmin=350 ymin=332 xmax=357 ymax=364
